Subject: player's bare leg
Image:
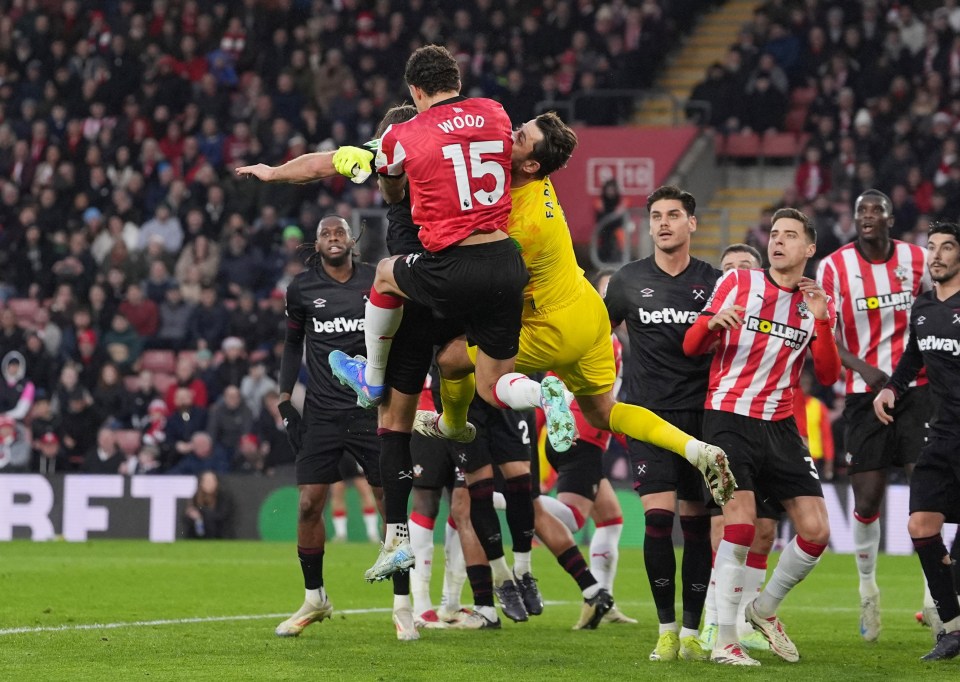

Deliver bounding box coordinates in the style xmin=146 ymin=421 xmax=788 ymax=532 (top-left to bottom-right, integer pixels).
xmin=577 ymin=391 xmax=735 ymax=505
xmin=276 ymin=483 xmax=335 ymax=637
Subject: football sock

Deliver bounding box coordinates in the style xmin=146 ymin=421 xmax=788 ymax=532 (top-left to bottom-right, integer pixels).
xmin=441 ymin=517 xmax=467 ymax=612
xmin=913 ymin=534 xmax=960 ymax=625
xmin=556 ymin=545 xmax=599 ymax=596
xmin=409 ymin=512 xmax=436 ymax=615
xmin=537 ymin=494 xmax=579 ymax=533
xmin=332 ymin=510 xmax=347 ymax=540
xmin=644 ymin=509 xmax=677 ymax=624
xmin=363 ymin=288 xmax=403 ymax=387
xmin=714 ymin=524 xmax=754 ymax=647
xmin=659 ymin=621 xmax=678 ymax=634
xmin=704 ymin=565 xmax=718 ymax=626
xmin=513 ymin=551 xmax=531 ymax=577
xmin=297 ymin=546 xmax=324 ymax=590
xmin=466 ymin=564 xmax=495 ymax=608
xmin=503 ymin=474 xmax=535 ymax=554
xmin=468 ymin=478 xmax=506 ymax=562
xmin=392 ymin=569 xmax=410 ymax=597
xmin=854 ymin=511 xmax=881 ymax=598
xmin=362 ymin=507 xmax=380 ymax=542
xmin=590 ymin=517 xmax=623 ymax=593
xmin=753 ymin=536 xmax=825 ymax=618
xmin=492 ymin=372 xmax=542 ymax=409
xmin=490 ymin=556 xmax=512 ymax=586
xmin=737 ymin=552 xmax=768 ymax=637
xmin=680 ymin=514 xmax=711 ymax=630
xmin=439 ymin=374 xmax=475 ymax=433
xmin=378 ymin=430 xmax=413 ymax=526
xmin=608 ymin=401 xmax=691 ymax=457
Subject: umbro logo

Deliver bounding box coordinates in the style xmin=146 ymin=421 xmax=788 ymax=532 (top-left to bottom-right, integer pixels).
xmin=917 ymin=316 xmax=926 ymax=325
xmin=313 ymin=298 xmax=327 ymax=308
xmin=641 ymin=288 xmax=654 ymax=298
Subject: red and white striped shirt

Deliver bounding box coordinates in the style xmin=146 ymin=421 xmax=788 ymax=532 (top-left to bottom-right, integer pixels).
xmin=702 ymin=269 xmax=836 ymax=420
xmin=816 ymin=240 xmax=930 ymax=394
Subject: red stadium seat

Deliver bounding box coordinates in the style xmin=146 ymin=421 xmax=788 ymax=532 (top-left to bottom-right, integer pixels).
xmin=718 ymin=132 xmax=762 ymax=162
xmin=784 ymin=107 xmax=808 ymax=134
xmin=153 ymin=372 xmax=176 ymax=395
xmin=115 ymin=429 xmax=142 ymax=454
xmin=762 ymin=131 xmax=810 ymax=163
xmin=123 ymin=375 xmax=140 ymax=392
xmin=140 ymin=350 xmax=176 ymax=374
xmin=6 ymin=298 xmax=39 ymax=328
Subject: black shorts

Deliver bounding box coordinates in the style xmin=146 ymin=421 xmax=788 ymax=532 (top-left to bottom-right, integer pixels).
xmin=630 ymin=409 xmax=707 ymax=501
xmin=338 ymin=452 xmax=364 ymax=480
xmin=411 ymin=433 xmax=465 ymax=490
xmin=546 ymin=439 xmax=603 ymax=501
xmin=844 ymin=385 xmax=929 ymax=474
xmin=461 ymin=398 xmax=533 ymax=474
xmin=296 ymin=405 xmax=381 ymax=487
xmin=909 ymin=438 xmax=960 ymax=524
xmin=385 ymin=299 xmax=464 ymax=396
xmin=392 ymin=240 xmax=528 ymax=360
xmin=703 ymin=410 xmax=823 ymax=506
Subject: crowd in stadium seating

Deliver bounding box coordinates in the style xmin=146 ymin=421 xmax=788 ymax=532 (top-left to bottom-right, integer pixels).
xmin=0 ymin=0 xmax=720 ymax=475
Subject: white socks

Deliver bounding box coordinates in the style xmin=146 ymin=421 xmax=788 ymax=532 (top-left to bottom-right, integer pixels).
xmin=737 ymin=564 xmax=767 ymax=638
xmin=854 ymin=514 xmax=881 ymax=598
xmin=332 ymin=512 xmax=347 ymax=540
xmin=385 ymin=522 xmax=408 ymax=548
xmin=703 ymin=566 xmax=718 ymax=626
xmin=490 ymin=556 xmax=512 ymax=586
xmin=590 ymin=521 xmax=623 ymax=593
xmin=441 ymin=519 xmax=466 ymax=612
xmin=363 ymin=509 xmax=380 ymax=543
xmin=363 ymin=297 xmax=403 ymax=386
xmin=409 ymin=515 xmax=435 ymax=615
xmin=513 ymin=551 xmax=531 ymax=577
xmin=753 ymin=537 xmax=821 ymax=618
xmin=537 ymin=495 xmax=580 ymax=533
xmin=714 ymin=538 xmax=749 ymax=647
xmin=305 ymin=587 xmax=326 ymax=606
xmin=493 ymin=372 xmax=542 ymax=409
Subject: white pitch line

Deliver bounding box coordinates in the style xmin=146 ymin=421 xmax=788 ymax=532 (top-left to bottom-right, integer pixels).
xmin=0 ymin=601 xmax=921 ymax=636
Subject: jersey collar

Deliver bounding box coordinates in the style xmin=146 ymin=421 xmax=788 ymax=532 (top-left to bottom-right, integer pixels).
xmin=764 ymin=268 xmax=799 ymax=293
xmin=430 ymin=95 xmax=468 ymax=109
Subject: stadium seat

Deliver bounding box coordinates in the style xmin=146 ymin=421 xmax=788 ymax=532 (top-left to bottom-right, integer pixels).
xmin=718 ymin=132 xmax=762 ymax=163
xmin=115 ymin=429 xmax=142 ymax=455
xmin=6 ymin=298 xmax=39 ymax=327
xmin=784 ymin=107 xmax=808 ymax=134
xmin=140 ymin=350 xmax=176 ymax=374
xmin=789 ymin=86 xmax=816 ymax=107
xmin=762 ymin=131 xmax=810 ymax=164
xmin=123 ymin=375 xmax=140 ymax=393
xmin=153 ymin=372 xmax=177 ymax=395
xmin=177 ymin=350 xmax=198 ymax=367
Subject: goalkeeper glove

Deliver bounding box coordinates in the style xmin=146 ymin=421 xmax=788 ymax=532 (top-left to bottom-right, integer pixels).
xmin=332 ymin=146 xmax=374 ymax=184
xmin=277 ymin=400 xmax=303 ymax=453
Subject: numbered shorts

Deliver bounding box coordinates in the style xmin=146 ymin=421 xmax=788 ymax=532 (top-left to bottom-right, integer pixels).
xmin=844 ymin=385 xmax=929 ymax=474
xmin=461 ymin=397 xmax=534 ymax=474
xmin=909 ymin=437 xmax=960 ymax=524
xmin=296 ymin=406 xmax=381 ymax=488
xmin=702 ymin=410 xmax=823 ymax=506
xmin=629 ymin=408 xmax=708 ymax=501
xmin=411 ymin=432 xmax=465 ymax=490
xmin=392 ymin=240 xmax=528 ymax=360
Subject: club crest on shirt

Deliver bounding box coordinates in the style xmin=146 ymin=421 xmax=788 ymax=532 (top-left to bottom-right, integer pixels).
xmin=893 ymin=264 xmax=909 ymax=282
xmin=796 ymin=300 xmax=810 ymax=319
xmin=691 ymin=287 xmax=706 ymax=301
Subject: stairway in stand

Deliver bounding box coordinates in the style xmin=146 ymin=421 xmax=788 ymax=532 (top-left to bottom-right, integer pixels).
xmin=634 ymin=0 xmax=757 ymax=126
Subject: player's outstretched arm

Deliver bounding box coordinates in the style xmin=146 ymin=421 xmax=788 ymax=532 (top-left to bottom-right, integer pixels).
xmin=236 ymin=151 xmax=338 ymax=184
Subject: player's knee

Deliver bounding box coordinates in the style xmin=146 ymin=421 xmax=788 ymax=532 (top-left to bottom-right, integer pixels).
xmin=412 ymin=487 xmax=441 ymax=518
xmin=298 ymin=498 xmax=324 ymax=525
xmin=908 ymin=513 xmax=940 ymax=539
xmin=799 ymin=522 xmax=830 ymax=547
xmin=752 ymin=521 xmax=776 ymax=554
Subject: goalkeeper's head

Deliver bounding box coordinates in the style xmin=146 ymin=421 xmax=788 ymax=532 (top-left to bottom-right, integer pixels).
xmin=513 ymin=111 xmax=578 ymax=180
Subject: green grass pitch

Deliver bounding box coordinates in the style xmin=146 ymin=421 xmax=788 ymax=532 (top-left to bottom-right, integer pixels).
xmin=0 ymin=541 xmax=949 ymax=680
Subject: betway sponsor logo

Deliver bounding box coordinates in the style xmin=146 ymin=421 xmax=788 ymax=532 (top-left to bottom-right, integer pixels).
xmin=917 ymin=335 xmax=960 ymax=356
xmin=636 ymin=307 xmax=699 ymax=325
xmin=313 ymin=317 xmax=365 ymax=333
xmin=855 ymin=291 xmax=912 ymax=312
xmin=746 ymin=316 xmax=809 ymax=350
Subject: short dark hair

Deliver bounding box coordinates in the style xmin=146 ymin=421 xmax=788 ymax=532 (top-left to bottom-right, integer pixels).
xmin=375 ymin=104 xmax=417 ymax=139
xmin=404 ymin=45 xmax=460 ymax=96
xmin=856 ymin=189 xmax=892 ymax=214
xmin=772 ymin=207 xmax=816 ymax=243
xmin=721 ymin=242 xmax=762 ymax=265
xmin=929 ymin=221 xmax=960 ymax=242
xmin=646 ymin=185 xmax=696 ymax=215
xmin=530 ymin=112 xmax=577 ymax=178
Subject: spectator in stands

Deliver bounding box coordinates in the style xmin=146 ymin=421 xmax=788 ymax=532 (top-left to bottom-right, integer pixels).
xmin=256 ymin=390 xmax=296 ymax=475
xmin=164 ymin=387 xmax=209 ymax=470
xmin=152 ymin=286 xmax=195 ymax=352
xmin=139 ymin=202 xmax=184 ymax=254
xmin=688 ymin=61 xmax=740 ymax=131
xmin=795 ymin=144 xmax=832 ymax=201
xmin=81 ymin=424 xmax=124 ymax=474
xmin=143 ymin=261 xmax=177 ymax=304
xmin=183 ymin=470 xmax=233 ymax=538
xmin=207 ymin=384 xmax=253 ymax=466
xmin=742 ymin=70 xmax=787 ymax=133
xmin=141 ymin=399 xmax=170 ymax=451
xmin=129 ymin=370 xmax=158 ymax=431
xmin=101 ymin=313 xmax=143 ymax=374
xmin=118 ymin=283 xmax=159 ymax=339
xmin=33 ymin=431 xmax=64 ymax=475
xmin=218 ymin=228 xmax=264 ymax=300
xmin=0 ymin=415 xmax=31 ymax=471
xmin=240 ymin=359 xmax=277 ymax=419
xmin=0 ymin=309 xmax=24 ymax=360
xmin=1 ymin=351 xmax=35 ymax=423
xmin=165 ymin=355 xmax=209 ymax=412
xmin=21 ymin=333 xmax=58 ymax=399
xmin=188 ymin=286 xmax=229 ymax=351
xmin=169 ymin=431 xmax=228 ymax=476
xmin=215 ymin=337 xmax=248 ymax=390
xmin=234 ymin=433 xmax=266 ymax=474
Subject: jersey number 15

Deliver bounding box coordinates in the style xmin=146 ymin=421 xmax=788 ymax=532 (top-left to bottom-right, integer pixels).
xmin=442 ymin=141 xmax=506 ymax=211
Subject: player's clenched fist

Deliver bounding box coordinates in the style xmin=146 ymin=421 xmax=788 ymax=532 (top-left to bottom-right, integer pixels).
xmin=333 ymin=146 xmax=374 ymax=184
